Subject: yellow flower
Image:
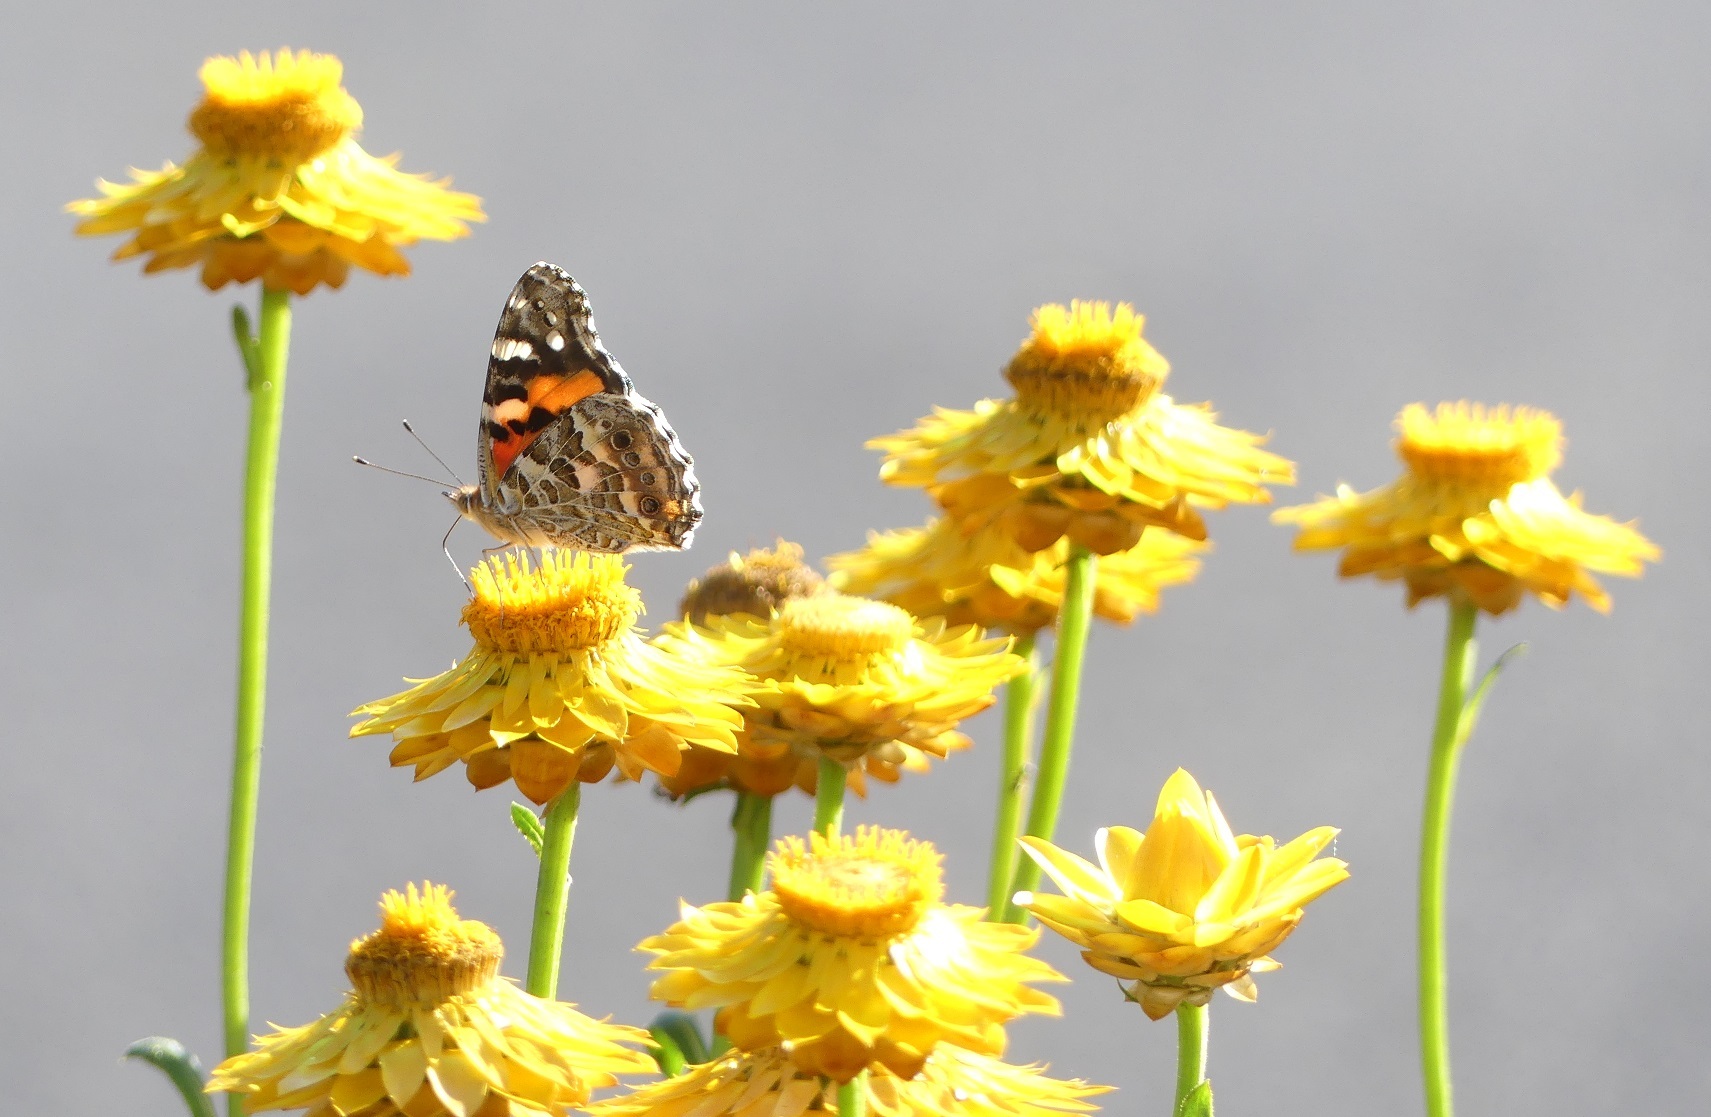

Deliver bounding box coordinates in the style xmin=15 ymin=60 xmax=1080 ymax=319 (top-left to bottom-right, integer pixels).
xmin=208 ymin=883 xmax=654 ymax=1116
xmin=679 ymin=540 xmax=829 ymax=625
xmin=1274 ymin=402 xmax=1659 ymax=614
xmin=588 ymin=1044 xmax=1108 ymax=1117
xmin=827 ymin=515 xmax=1206 ymax=634
xmin=870 ymin=302 xmax=1293 ymax=554
xmin=641 ymin=827 xmax=1064 ymax=1082
xmin=68 ymin=49 xmax=483 ymax=294
xmin=1017 ymin=769 xmax=1348 ymax=1021
xmin=352 ymin=551 xmax=749 ymax=804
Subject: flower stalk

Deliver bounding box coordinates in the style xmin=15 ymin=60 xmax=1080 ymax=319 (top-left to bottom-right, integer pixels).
xmin=1006 ymin=544 xmax=1097 ymax=917
xmin=986 ymin=633 xmax=1038 ymax=918
xmin=528 ymin=784 xmax=583 ymax=999
xmin=814 ymin=756 xmax=847 ymax=836
xmin=222 ymin=287 xmax=290 ymax=1075
xmin=727 ymin=791 xmax=773 ymax=900
xmin=1418 ymin=597 xmax=1478 ymax=1117
xmin=838 ymin=1076 xmax=864 ymax=1117
xmin=1174 ymin=1003 xmax=1209 ymax=1113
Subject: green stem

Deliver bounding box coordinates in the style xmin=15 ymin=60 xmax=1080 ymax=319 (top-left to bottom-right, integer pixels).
xmin=1173 ymin=1002 xmax=1209 ymax=1112
xmin=124 ymin=1037 xmax=217 ymax=1117
xmin=986 ymin=632 xmax=1039 ymax=920
xmin=837 ymin=1074 xmax=864 ymax=1117
xmin=222 ymin=288 xmax=291 ymax=1092
xmin=1419 ymin=598 xmax=1479 ymax=1117
xmin=1006 ymin=544 xmax=1097 ymax=913
xmin=814 ymin=756 xmax=848 ymax=837
xmin=527 ymin=784 xmax=582 ymax=998
xmin=727 ymin=791 xmax=774 ymax=900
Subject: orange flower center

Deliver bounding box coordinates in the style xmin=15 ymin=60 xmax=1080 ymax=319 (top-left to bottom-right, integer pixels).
xmin=1005 ymin=301 xmax=1169 ymax=422
xmin=463 ymin=552 xmax=641 ymax=655
xmin=187 ymin=49 xmax=361 ymax=161
xmin=771 ymin=827 xmax=943 ymax=938
xmin=1395 ymin=402 xmax=1562 ymax=489
xmin=344 ymin=884 xmax=502 ymax=1006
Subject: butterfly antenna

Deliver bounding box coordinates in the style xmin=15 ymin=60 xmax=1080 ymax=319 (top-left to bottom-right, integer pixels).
xmin=442 ymin=516 xmax=471 ymax=594
xmin=402 ymin=419 xmax=467 ymax=488
xmin=352 ymin=456 xmax=452 ymax=486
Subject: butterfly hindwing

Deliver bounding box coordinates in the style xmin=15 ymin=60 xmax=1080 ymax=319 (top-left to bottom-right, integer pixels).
xmin=507 ymin=391 xmax=700 ymax=551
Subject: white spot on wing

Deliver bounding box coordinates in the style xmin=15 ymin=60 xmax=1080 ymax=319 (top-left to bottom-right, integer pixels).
xmin=546 ymin=331 xmax=565 ymax=351
xmin=492 ymin=337 xmax=534 ymax=360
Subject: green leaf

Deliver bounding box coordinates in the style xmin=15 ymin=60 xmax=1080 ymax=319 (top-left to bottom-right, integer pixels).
xmin=230 ymin=305 xmax=261 ymax=388
xmin=648 ymin=1010 xmax=711 ymax=1071
xmin=125 ymin=1036 xmax=218 ymax=1117
xmin=1174 ymin=1079 xmax=1214 ymax=1117
xmin=1455 ymin=642 xmax=1528 ymax=751
xmin=511 ymin=802 xmax=544 ymax=857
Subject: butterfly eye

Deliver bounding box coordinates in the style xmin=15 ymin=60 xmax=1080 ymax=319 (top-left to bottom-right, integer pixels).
xmin=610 ymin=429 xmax=634 ymax=450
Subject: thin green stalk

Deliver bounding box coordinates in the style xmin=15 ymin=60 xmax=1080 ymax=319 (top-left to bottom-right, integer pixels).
xmin=837 ymin=1075 xmax=864 ymax=1117
xmin=1173 ymin=1002 xmax=1209 ymax=1112
xmin=814 ymin=756 xmax=847 ymax=837
xmin=1419 ymin=598 xmax=1479 ymax=1117
xmin=986 ymin=632 xmax=1039 ymax=920
xmin=222 ymin=288 xmax=291 ymax=1090
xmin=1006 ymin=544 xmax=1097 ymax=913
xmin=527 ymin=784 xmax=583 ymax=998
xmin=728 ymin=791 xmax=774 ymax=900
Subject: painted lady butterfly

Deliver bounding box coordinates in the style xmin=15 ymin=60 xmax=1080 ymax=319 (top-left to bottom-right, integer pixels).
xmin=448 ymin=263 xmax=703 ymax=552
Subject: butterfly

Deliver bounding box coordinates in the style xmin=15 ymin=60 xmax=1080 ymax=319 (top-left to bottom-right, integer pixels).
xmin=447 ymin=263 xmax=703 ymax=553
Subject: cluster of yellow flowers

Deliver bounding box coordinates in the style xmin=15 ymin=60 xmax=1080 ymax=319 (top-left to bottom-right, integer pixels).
xmin=74 ymin=45 xmax=1662 ymax=1117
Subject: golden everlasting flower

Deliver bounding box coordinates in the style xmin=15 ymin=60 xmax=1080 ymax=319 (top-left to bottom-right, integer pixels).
xmin=642 ymin=827 xmax=1064 ymax=1082
xmin=69 ymin=49 xmax=483 ymax=293
xmin=680 ymin=540 xmax=829 ymax=625
xmin=871 ymin=302 xmax=1293 ymax=554
xmin=1017 ymin=769 xmax=1349 ymax=1021
xmin=1274 ymin=402 xmax=1659 ymax=614
xmin=827 ymin=516 xmax=1206 ymax=634
xmin=589 ymin=1044 xmax=1107 ymax=1117
xmin=208 ymin=883 xmax=653 ymax=1116
xmin=352 ymin=552 xmax=748 ymax=804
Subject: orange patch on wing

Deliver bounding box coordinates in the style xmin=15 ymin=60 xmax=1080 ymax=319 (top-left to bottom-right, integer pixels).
xmin=488 ymin=370 xmax=606 ymax=477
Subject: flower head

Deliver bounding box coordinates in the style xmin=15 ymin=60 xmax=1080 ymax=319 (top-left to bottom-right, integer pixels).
xmin=1274 ymin=402 xmax=1659 ymax=614
xmin=588 ymin=1044 xmax=1107 ymax=1117
xmin=642 ymin=827 xmax=1063 ymax=1082
xmin=679 ymin=540 xmax=828 ymax=625
xmin=828 ymin=515 xmax=1205 ymax=634
xmin=352 ymin=551 xmax=749 ymax=804
xmin=208 ymin=883 xmax=654 ymax=1116
xmin=871 ymin=302 xmax=1293 ymax=553
xmin=658 ymin=593 xmax=1018 ymax=797
xmin=1017 ymin=769 xmax=1349 ymax=1020
xmin=69 ymin=49 xmax=483 ymax=293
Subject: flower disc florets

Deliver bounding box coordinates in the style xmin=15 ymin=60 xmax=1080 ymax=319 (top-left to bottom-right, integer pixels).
xmin=209 ymin=884 xmax=654 ymax=1117
xmin=680 ymin=540 xmax=828 ymax=624
xmin=1275 ymin=401 xmax=1658 ymax=613
xmin=641 ymin=828 xmax=1063 ymax=1082
xmin=353 ymin=551 xmax=748 ymax=803
xmin=1017 ymin=770 xmax=1348 ymax=1020
xmin=1006 ymin=301 xmax=1169 ymax=423
xmin=188 ymin=50 xmax=362 ymax=161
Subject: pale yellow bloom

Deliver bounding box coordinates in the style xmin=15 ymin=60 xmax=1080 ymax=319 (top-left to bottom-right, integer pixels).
xmin=588 ymin=1044 xmax=1108 ymax=1117
xmin=352 ymin=552 xmax=749 ymax=804
xmin=871 ymin=302 xmax=1293 ymax=554
xmin=1275 ymin=403 xmax=1659 ymax=613
xmin=69 ymin=49 xmax=482 ymax=293
xmin=642 ymin=827 xmax=1063 ymax=1082
xmin=828 ymin=515 xmax=1205 ymax=633
xmin=1018 ymin=769 xmax=1348 ymax=1020
xmin=207 ymin=884 xmax=653 ymax=1116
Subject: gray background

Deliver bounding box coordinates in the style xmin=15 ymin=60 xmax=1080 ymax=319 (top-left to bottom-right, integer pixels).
xmin=5 ymin=2 xmax=1706 ymax=1114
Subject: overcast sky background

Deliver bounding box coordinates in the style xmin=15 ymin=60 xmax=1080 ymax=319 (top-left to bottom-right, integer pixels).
xmin=4 ymin=3 xmax=1708 ymax=1115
